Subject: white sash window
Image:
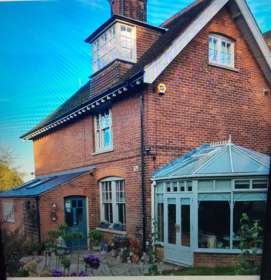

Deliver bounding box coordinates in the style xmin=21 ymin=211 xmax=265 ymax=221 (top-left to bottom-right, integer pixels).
xmin=100 ymin=178 xmax=126 ymax=228
xmin=209 ymin=34 xmax=235 ymax=68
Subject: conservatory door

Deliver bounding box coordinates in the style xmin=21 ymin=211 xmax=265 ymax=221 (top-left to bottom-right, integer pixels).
xmin=164 ymin=196 xmax=194 ymax=266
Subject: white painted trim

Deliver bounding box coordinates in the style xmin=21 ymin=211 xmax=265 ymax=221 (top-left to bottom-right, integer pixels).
xmin=143 ymin=0 xmax=271 ymax=85
xmin=143 ymin=0 xmax=229 ymax=83
xmin=151 ymin=181 xmax=156 ymax=241
xmin=86 ymin=197 xmax=90 ymax=249
xmin=235 ymin=0 xmax=271 ymax=70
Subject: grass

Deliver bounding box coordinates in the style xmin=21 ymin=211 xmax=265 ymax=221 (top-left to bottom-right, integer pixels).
xmin=162 ymin=266 xmax=256 ymax=276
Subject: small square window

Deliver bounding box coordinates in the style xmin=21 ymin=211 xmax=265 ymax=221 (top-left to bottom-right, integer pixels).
xmin=187 ymin=181 xmax=193 ymax=192
xmin=179 ymin=181 xmax=185 ymax=192
xmin=209 ymin=34 xmax=234 ymax=68
xmin=3 ymin=202 xmax=15 ymax=223
xmin=252 ymin=179 xmax=268 ymax=189
xmin=235 ymin=180 xmax=250 ymax=190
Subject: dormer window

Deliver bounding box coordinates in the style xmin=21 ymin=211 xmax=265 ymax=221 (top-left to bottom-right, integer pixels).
xmin=209 ymin=34 xmax=235 ymax=68
xmin=92 ymin=23 xmax=136 ymax=72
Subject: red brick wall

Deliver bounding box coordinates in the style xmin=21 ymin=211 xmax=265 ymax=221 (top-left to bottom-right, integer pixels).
xmin=0 ymin=198 xmax=38 ymax=240
xmin=110 ymin=0 xmax=147 ymax=21
xmin=31 ymin=7 xmax=271 ymax=249
xmin=194 ymin=253 xmax=262 ymax=268
xmin=34 ymin=94 xmax=141 ymax=176
xmin=90 ymin=60 xmax=133 ymax=97
xmin=142 ymin=8 xmax=271 ymax=236
xmin=39 ymin=173 xmax=95 ymax=241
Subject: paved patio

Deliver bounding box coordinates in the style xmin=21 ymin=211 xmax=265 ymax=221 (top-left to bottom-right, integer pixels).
xmin=20 ymin=250 xmax=178 ymax=277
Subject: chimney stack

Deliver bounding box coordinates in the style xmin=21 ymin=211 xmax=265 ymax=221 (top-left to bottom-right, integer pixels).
xmin=109 ymin=0 xmax=147 ymax=22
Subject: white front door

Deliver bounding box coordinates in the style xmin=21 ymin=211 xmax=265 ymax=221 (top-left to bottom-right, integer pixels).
xmin=164 ymin=195 xmax=194 ymax=266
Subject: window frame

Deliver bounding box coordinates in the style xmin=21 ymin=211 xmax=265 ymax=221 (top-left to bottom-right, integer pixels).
xmin=94 ymin=109 xmax=113 ymax=153
xmin=2 ymin=201 xmax=15 ymax=223
xmin=92 ymin=22 xmax=137 ymax=73
xmin=154 ymin=177 xmax=267 ymax=253
xmin=99 ymin=177 xmax=126 ymax=229
xmin=208 ymin=33 xmax=235 ymax=69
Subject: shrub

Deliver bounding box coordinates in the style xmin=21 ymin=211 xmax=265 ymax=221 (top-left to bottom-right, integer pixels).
xmin=2 ymin=228 xmax=39 ymax=276
xmin=89 ymin=229 xmax=102 ymax=248
xmin=237 ymin=213 xmax=263 ymax=274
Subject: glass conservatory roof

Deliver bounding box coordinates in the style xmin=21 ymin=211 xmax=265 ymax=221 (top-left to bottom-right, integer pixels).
xmin=152 ymin=142 xmax=270 ymax=180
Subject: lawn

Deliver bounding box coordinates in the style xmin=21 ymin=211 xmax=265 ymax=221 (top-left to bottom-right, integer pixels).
xmin=162 ymin=266 xmax=257 ymax=276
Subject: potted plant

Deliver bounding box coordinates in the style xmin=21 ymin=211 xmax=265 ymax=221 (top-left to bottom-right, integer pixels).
xmin=112 ymin=222 xmax=124 ymax=231
xmin=99 ymin=221 xmax=110 ymax=229
xmin=89 ymin=229 xmax=102 ymax=251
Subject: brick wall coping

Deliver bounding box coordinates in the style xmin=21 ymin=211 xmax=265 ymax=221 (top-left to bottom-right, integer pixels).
xmin=8 ymin=276 xmax=260 ymax=280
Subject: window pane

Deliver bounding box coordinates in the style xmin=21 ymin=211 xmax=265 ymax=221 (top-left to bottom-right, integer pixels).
xmin=118 ymin=203 xmax=126 ymax=225
xmin=65 ymin=212 xmax=73 ymax=227
xmin=252 ymin=180 xmax=268 ymax=189
xmin=209 ymin=37 xmax=218 ymax=62
xmin=103 ymin=127 xmax=111 ymax=147
xmin=168 ymin=204 xmax=176 ymax=244
xmin=181 ymin=205 xmax=190 ymax=247
xmin=233 ymin=201 xmax=265 ymax=249
xmin=157 ymin=203 xmax=164 ymax=242
xmin=198 ymin=201 xmax=230 ymax=249
xmin=104 ymin=203 xmax=113 ymax=223
xmin=235 ymin=180 xmax=250 ymax=189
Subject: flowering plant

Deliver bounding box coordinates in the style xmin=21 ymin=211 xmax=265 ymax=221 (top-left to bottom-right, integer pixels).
xmin=51 ymin=269 xmax=63 ymax=277
xmin=83 ymin=254 xmax=100 ymax=270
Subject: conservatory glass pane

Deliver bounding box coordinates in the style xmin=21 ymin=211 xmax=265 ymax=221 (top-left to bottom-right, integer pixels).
xmin=215 ymin=180 xmax=231 ymax=191
xmin=181 ymin=205 xmax=190 ymax=247
xmin=198 ymin=180 xmax=213 ymax=192
xmin=198 ymin=202 xmax=230 ymax=249
xmin=235 ymin=180 xmax=250 ymax=190
xmin=157 ymin=203 xmax=164 ymax=242
xmin=168 ymin=204 xmax=176 ymax=244
xmin=233 ymin=201 xmax=265 ymax=249
xmin=252 ymin=179 xmax=268 ymax=189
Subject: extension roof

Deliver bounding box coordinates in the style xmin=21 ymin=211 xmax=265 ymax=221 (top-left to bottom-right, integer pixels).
xmin=0 ymin=165 xmax=95 ymax=198
xmin=22 ymin=0 xmax=271 ymax=140
xmin=152 ymin=142 xmax=270 ymax=180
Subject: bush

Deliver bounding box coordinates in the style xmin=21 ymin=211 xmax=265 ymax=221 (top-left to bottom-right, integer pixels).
xmin=89 ymin=229 xmax=102 ymax=248
xmin=237 ymin=213 xmax=263 ymax=274
xmin=2 ymin=228 xmax=39 ymax=276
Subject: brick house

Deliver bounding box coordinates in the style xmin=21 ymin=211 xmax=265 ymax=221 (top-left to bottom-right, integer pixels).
xmin=1 ymin=0 xmax=271 ymax=267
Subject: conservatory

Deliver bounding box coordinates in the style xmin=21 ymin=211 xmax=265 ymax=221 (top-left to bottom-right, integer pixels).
xmin=151 ymin=141 xmax=269 ymax=266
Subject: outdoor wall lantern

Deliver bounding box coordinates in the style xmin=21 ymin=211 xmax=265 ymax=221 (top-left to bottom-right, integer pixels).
xmin=50 ymin=203 xmax=58 ymax=222
xmin=157 ymin=83 xmax=167 ymax=95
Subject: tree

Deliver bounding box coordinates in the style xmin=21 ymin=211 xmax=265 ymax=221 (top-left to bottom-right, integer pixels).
xmin=0 ymin=147 xmax=24 ymax=192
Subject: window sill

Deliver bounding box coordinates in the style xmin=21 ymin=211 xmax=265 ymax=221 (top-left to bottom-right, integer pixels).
xmin=92 ymin=148 xmax=114 ymax=156
xmin=5 ymin=220 xmax=15 ymax=224
xmin=96 ymin=227 xmax=127 ymax=235
xmin=208 ymin=62 xmax=239 ymax=72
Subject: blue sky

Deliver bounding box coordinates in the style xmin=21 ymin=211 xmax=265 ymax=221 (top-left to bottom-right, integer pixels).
xmin=0 ymin=0 xmax=270 ymax=181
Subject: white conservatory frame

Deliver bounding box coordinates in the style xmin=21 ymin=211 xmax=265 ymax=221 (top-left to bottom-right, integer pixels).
xmin=152 ymin=177 xmax=267 ymax=255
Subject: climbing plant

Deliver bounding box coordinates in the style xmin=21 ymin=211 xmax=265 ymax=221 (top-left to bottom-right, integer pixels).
xmin=237 ymin=213 xmax=263 ymax=275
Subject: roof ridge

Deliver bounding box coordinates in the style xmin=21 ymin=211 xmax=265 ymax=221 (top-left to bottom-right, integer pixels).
xmin=161 ymin=0 xmax=207 ymax=28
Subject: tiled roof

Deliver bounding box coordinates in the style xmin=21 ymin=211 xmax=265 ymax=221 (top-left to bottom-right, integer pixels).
xmin=152 ymin=142 xmax=270 ymax=179
xmin=22 ymin=0 xmax=213 ymax=139
xmin=0 ymin=166 xmax=95 ymax=198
